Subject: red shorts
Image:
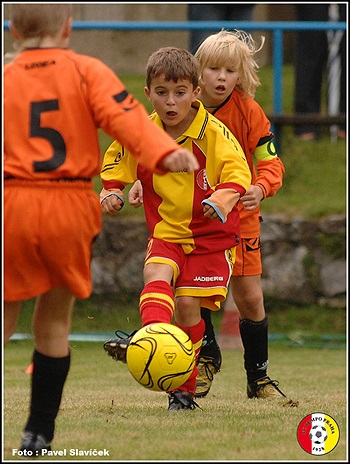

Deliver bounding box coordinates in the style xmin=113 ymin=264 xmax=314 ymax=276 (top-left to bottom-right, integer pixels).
xmin=145 ymin=238 xmax=235 ymax=311
xmin=232 ymin=236 xmax=262 ymax=276
xmin=4 ymin=179 xmax=101 ymax=301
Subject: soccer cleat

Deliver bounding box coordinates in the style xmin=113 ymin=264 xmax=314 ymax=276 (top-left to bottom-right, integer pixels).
xmin=20 ymin=430 xmax=51 ymax=454
xmin=195 ymin=355 xmax=222 ymax=398
xmin=103 ymin=330 xmax=138 ymax=363
xmin=247 ymin=376 xmax=286 ymax=399
xmin=168 ymin=390 xmax=201 ymax=411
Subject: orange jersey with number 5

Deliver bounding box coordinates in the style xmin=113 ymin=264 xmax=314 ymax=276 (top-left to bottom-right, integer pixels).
xmin=4 ymin=47 xmax=181 ymax=301
xmin=4 ymin=48 xmax=180 ymax=180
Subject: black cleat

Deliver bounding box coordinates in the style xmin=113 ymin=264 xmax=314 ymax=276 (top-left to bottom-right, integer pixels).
xmin=103 ymin=330 xmax=138 ymax=363
xmin=20 ymin=430 xmax=51 ymax=455
xmin=168 ymin=390 xmax=202 ymax=411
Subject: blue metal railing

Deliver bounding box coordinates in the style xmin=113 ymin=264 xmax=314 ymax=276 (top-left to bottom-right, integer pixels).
xmin=4 ymin=20 xmax=346 ymax=118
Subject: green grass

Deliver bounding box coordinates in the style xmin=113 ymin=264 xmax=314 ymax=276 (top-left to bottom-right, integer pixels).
xmin=97 ymin=64 xmax=346 ymax=219
xmin=3 ymin=341 xmax=347 ymax=461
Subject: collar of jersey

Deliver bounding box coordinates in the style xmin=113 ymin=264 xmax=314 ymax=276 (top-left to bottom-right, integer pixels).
xmin=149 ymin=100 xmax=208 ymax=142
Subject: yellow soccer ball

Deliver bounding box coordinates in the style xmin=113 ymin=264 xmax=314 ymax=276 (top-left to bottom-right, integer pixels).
xmin=126 ymin=322 xmax=196 ymax=392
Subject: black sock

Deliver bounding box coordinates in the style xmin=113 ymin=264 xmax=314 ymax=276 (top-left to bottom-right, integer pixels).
xmin=24 ymin=349 xmax=71 ymax=442
xmin=199 ymin=307 xmax=220 ymax=358
xmin=239 ymin=317 xmax=268 ymax=384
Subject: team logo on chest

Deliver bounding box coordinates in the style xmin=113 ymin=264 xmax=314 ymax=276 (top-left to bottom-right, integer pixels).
xmin=196 ymin=169 xmax=208 ymax=191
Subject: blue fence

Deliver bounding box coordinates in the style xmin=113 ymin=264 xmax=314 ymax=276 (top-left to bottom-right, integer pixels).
xmin=4 ymin=20 xmax=346 ymax=119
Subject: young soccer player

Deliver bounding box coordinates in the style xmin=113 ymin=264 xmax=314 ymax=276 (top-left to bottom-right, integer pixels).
xmin=3 ymin=4 xmax=199 ymax=454
xmin=100 ymin=46 xmax=251 ymax=411
xmin=193 ymin=29 xmax=287 ymax=399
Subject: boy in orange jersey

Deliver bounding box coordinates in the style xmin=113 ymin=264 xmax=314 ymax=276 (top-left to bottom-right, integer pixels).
xmin=100 ymin=47 xmax=251 ymax=411
xmin=193 ymin=30 xmax=287 ymax=400
xmin=3 ymin=4 xmax=199 ymax=455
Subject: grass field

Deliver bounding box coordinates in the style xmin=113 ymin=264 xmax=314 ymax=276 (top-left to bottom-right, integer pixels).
xmin=3 ymin=341 xmax=346 ymax=461
xmin=3 ymin=298 xmax=347 ymax=461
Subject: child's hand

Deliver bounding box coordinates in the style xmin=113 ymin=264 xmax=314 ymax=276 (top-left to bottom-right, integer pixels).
xmin=160 ymin=148 xmax=199 ymax=173
xmin=128 ymin=180 xmax=143 ymax=208
xmin=201 ymin=189 xmax=240 ymax=223
xmin=100 ymin=188 xmax=125 ymax=215
xmin=240 ymin=185 xmax=264 ymax=210
xmin=202 ymin=202 xmax=221 ymax=222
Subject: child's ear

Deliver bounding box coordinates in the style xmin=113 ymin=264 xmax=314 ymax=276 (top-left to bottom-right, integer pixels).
xmin=9 ymin=22 xmax=20 ymax=40
xmin=144 ymin=86 xmax=152 ymax=101
xmin=193 ymin=85 xmax=201 ymax=101
xmin=63 ymin=17 xmax=73 ymax=39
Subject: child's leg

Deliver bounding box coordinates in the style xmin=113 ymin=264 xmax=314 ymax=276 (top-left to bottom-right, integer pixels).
xmin=140 ymin=262 xmax=175 ymax=326
xmin=3 ymin=301 xmax=22 ymax=344
xmin=25 ymin=288 xmax=74 ymax=443
xmin=32 ymin=288 xmax=75 ymax=357
xmin=24 ymin=350 xmax=71 ymax=443
xmin=173 ymin=248 xmax=232 ymax=396
xmin=199 ymin=307 xmax=221 ymax=356
xmin=173 ymin=296 xmax=205 ymax=394
xmin=230 ymin=275 xmax=267 ymax=383
xmin=104 ymin=259 xmax=177 ymax=363
xmin=217 ymin=289 xmax=243 ymax=349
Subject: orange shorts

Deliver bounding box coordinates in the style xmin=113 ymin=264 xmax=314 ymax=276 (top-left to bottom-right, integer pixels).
xmin=4 ymin=179 xmax=101 ymax=301
xmin=232 ymin=236 xmax=262 ymax=276
xmin=145 ymin=237 xmax=236 ymax=311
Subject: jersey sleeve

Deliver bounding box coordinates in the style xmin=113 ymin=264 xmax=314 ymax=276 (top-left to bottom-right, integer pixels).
xmin=245 ymin=100 xmax=285 ymax=199
xmin=100 ymin=139 xmax=138 ymax=190
xmin=203 ymin=123 xmax=251 ymax=223
xmin=215 ymin=132 xmax=251 ymax=196
xmin=254 ymin=156 xmax=285 ymax=199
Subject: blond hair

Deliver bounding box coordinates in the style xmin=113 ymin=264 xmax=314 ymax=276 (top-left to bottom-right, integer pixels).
xmin=195 ymin=29 xmax=265 ymax=98
xmin=9 ymin=4 xmax=72 ymax=44
xmin=146 ymin=47 xmax=199 ymax=89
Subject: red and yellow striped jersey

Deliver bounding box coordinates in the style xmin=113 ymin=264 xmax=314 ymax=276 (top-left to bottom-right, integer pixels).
xmin=4 ymin=48 xmax=181 ymax=180
xmin=101 ymin=100 xmax=251 ymax=254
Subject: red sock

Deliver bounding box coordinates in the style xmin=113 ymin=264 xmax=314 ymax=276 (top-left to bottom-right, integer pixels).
xmin=173 ymin=318 xmax=205 ymax=394
xmin=140 ymin=280 xmax=174 ymax=326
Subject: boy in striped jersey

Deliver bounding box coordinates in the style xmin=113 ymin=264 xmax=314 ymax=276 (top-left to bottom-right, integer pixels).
xmin=101 ymin=47 xmax=251 ymax=410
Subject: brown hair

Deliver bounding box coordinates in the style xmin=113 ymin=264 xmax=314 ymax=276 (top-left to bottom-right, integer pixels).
xmin=146 ymin=47 xmax=199 ymax=89
xmin=9 ymin=4 xmax=73 ymax=39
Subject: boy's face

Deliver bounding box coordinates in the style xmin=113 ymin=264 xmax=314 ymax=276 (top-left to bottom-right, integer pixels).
xmin=200 ymin=66 xmax=240 ymax=106
xmin=145 ymin=74 xmax=200 ymax=131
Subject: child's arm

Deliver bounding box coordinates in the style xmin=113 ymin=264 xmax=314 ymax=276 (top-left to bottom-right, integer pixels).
xmin=160 ymin=149 xmax=199 ymax=173
xmin=100 ymin=140 xmax=135 ymax=215
xmin=254 ymin=156 xmax=285 ymax=199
